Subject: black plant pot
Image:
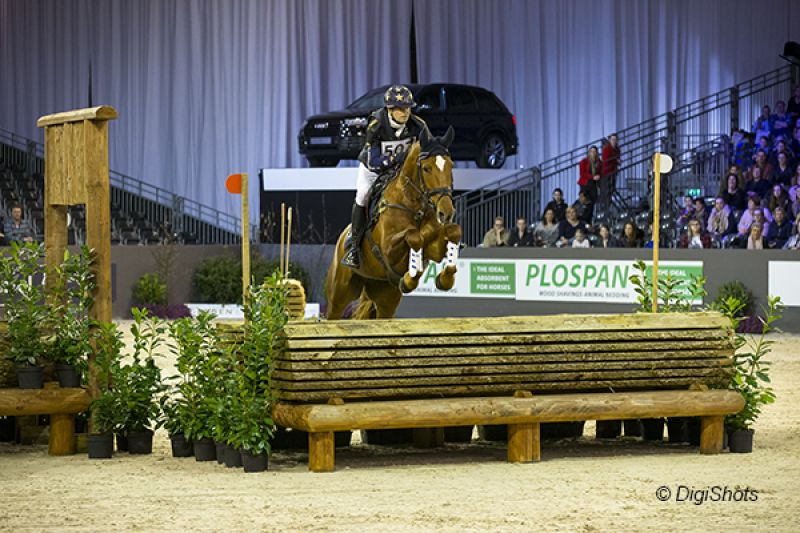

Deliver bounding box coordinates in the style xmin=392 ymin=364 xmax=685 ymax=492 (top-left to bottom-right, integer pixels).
xmin=687 ymin=418 xmax=701 ymax=446
xmin=55 ymin=364 xmax=81 ymax=388
xmin=623 ymin=419 xmax=643 ymax=437
xmin=667 ymin=418 xmax=689 ymax=443
xmin=479 ymin=425 xmax=507 ymax=442
xmin=541 ymin=422 xmax=585 ymax=440
xmin=444 ymin=425 xmax=474 ymax=443
xmin=16 ymin=365 xmax=43 ymax=389
xmin=0 ymin=416 xmax=15 ymax=442
xmin=596 ymin=420 xmax=622 ymax=439
xmin=87 ymin=433 xmax=114 ymax=459
xmin=224 ymin=446 xmax=243 ymax=468
xmin=170 ymin=433 xmax=193 ymax=457
xmin=241 ymin=449 xmax=268 ymax=473
xmin=116 ymin=432 xmax=129 ymax=452
xmin=215 ymin=440 xmax=226 ymax=464
xmin=193 ymin=437 xmax=216 ymax=461
xmin=128 ymin=429 xmax=154 ymax=454
xmin=642 ymin=419 xmax=665 ymax=441
xmin=728 ymin=429 xmax=754 ymax=453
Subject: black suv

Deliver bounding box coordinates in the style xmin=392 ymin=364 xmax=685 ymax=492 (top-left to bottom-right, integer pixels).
xmin=298 ymin=84 xmax=518 ymax=168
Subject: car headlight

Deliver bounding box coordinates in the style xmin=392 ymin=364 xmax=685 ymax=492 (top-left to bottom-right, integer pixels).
xmin=343 ymin=117 xmax=367 ymax=127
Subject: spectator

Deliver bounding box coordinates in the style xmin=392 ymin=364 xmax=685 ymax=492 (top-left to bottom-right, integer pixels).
xmin=679 ymin=218 xmax=712 ymax=249
xmin=571 ymin=227 xmax=591 ymax=248
xmin=676 ymin=196 xmax=696 ymax=226
xmin=619 ymin=221 xmax=643 ymax=248
xmin=752 ymin=105 xmax=772 ymax=143
xmin=508 ymin=216 xmax=534 ymax=247
xmin=533 ymin=208 xmax=560 ymax=247
xmin=600 ymin=133 xmax=620 ymax=209
xmin=767 ymin=207 xmax=792 ymax=249
xmin=791 ymin=192 xmax=800 ymax=219
xmin=784 ymin=212 xmax=800 ymax=249
xmin=752 ymin=149 xmax=774 ymax=181
xmin=745 ymin=222 xmax=767 ymax=250
xmin=572 ymin=190 xmax=594 ymax=225
xmin=694 ymin=197 xmax=708 ymax=228
xmin=721 ymin=173 xmax=747 ymax=212
xmin=788 ymin=86 xmax=800 ymax=117
xmin=767 ymin=184 xmax=790 ymax=215
xmin=542 ymin=188 xmax=568 ymax=222
xmin=790 ymin=127 xmax=800 ymax=157
xmin=707 ymin=197 xmax=735 ymax=238
xmin=482 ymin=216 xmax=510 ymax=247
xmin=789 ymin=164 xmax=800 ymax=202
xmin=771 ymin=100 xmax=792 ymax=139
xmin=732 ymin=130 xmax=755 ymax=169
xmin=3 ymin=205 xmax=34 ymax=244
xmin=596 ymin=224 xmax=619 ymax=248
xmin=578 ymin=145 xmax=601 ymax=203
xmin=557 ymin=207 xmax=583 ymax=247
xmin=772 ymin=139 xmax=795 ymax=165
xmin=745 ymin=164 xmax=771 ymax=200
xmin=773 ymin=151 xmax=794 ymax=187
xmin=737 ymin=196 xmax=762 ymax=236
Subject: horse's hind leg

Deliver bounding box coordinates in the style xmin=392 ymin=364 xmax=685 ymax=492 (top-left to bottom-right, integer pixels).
xmin=364 ymin=281 xmax=403 ymax=319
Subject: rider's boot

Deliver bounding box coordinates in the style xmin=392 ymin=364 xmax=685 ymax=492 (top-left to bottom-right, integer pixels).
xmin=342 ymin=203 xmax=367 ymax=268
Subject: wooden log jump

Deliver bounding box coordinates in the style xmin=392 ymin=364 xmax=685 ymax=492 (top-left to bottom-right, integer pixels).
xmin=234 ymin=311 xmax=743 ymax=471
xmin=0 ymin=387 xmax=91 ymax=455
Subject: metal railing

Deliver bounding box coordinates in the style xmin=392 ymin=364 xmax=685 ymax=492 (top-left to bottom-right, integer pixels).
xmin=454 ymin=64 xmax=797 ymax=246
xmin=0 ymin=126 xmax=255 ymax=244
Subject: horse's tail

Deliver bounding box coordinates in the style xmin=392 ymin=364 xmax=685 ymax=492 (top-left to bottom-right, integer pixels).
xmin=352 ymin=289 xmax=377 ymax=319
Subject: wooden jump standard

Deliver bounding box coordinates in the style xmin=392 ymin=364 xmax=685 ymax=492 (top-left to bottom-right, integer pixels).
xmin=268 ymin=312 xmax=744 ymax=472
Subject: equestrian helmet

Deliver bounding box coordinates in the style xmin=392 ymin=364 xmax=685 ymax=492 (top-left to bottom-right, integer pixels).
xmin=384 ymin=85 xmax=415 ymax=108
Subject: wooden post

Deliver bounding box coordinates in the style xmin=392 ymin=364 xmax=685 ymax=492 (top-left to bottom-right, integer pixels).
xmin=507 ymin=390 xmax=540 ymax=463
xmin=699 ymin=415 xmax=724 ymax=454
xmin=48 ymin=414 xmax=76 ymax=455
xmin=38 ymin=106 xmax=117 ymax=438
xmin=308 ymin=431 xmax=335 ymax=472
xmin=241 ymin=172 xmax=250 ymax=302
xmin=651 ymin=153 xmax=661 ymax=313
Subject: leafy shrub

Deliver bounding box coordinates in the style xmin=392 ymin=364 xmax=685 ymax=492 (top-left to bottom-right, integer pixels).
xmin=133 ymin=273 xmax=168 ymax=306
xmin=193 ymin=254 xmax=312 ymax=304
xmin=715 ymin=281 xmax=754 ymax=315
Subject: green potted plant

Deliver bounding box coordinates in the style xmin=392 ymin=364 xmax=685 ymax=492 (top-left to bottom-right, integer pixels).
xmin=49 ymin=246 xmax=96 ymax=388
xmin=120 ymin=308 xmax=167 ymax=454
xmin=715 ymin=281 xmax=759 ymax=333
xmin=723 ymin=296 xmax=781 ymax=453
xmin=88 ymin=322 xmax=125 ymax=459
xmin=160 ymin=395 xmax=192 ymax=457
xmin=0 ymin=242 xmax=50 ymax=388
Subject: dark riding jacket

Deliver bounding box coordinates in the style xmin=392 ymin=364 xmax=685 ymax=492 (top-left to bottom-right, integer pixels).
xmin=358 ymin=108 xmax=428 ymax=172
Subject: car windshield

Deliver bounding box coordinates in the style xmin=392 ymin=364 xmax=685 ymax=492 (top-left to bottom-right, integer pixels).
xmin=347 ymin=87 xmax=387 ymax=111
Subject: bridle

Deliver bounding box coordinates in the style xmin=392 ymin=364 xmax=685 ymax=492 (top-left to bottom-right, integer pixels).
xmin=383 ymin=148 xmax=454 ymax=225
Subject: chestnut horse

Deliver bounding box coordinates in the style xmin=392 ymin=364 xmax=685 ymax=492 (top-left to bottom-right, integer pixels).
xmin=326 ymin=127 xmax=462 ymax=319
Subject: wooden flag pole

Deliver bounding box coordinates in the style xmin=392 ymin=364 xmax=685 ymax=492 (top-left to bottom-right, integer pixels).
xmin=652 ymin=154 xmax=661 ymax=313
xmin=241 ymin=172 xmax=250 ymax=302
xmin=280 ymin=203 xmax=286 ymax=278
xmin=286 ymin=207 xmax=293 ymax=277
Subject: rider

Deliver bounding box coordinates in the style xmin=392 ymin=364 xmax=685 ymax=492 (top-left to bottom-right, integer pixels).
xmin=342 ymin=84 xmax=429 ymax=268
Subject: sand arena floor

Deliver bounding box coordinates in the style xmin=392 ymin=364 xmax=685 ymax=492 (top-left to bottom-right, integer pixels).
xmin=0 ymin=326 xmax=797 ymax=532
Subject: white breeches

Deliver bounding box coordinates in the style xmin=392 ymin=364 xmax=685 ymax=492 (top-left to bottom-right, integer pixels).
xmin=355 ymin=163 xmax=379 ymax=206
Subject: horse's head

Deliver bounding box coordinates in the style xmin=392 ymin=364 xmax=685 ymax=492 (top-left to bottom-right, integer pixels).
xmin=402 ymin=126 xmax=456 ymax=225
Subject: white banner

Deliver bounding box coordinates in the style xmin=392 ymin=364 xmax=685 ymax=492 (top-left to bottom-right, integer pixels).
xmin=408 ymin=258 xmax=703 ymax=304
xmin=768 ymin=261 xmax=800 ymax=307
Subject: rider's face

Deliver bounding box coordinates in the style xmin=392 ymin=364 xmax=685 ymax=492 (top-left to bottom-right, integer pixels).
xmin=389 ymin=107 xmax=411 ymax=124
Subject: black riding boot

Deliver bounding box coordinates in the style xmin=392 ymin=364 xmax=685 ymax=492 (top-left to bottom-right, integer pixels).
xmin=342 ymin=203 xmax=367 ymax=268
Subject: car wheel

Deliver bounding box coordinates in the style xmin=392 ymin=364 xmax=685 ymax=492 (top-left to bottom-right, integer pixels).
xmin=307 ymin=157 xmax=340 ymax=167
xmin=477 ymin=134 xmax=507 ymax=168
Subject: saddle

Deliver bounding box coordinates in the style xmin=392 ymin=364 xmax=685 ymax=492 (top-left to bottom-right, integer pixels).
xmin=344 ymin=168 xmax=398 ymax=250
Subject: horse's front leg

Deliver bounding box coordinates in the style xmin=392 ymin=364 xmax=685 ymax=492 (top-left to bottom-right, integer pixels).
xmin=399 ymin=228 xmax=425 ymax=294
xmin=435 ymin=223 xmax=462 ymax=291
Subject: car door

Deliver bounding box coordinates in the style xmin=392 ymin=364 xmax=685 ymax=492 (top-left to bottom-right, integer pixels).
xmin=442 ymin=86 xmax=479 ymax=158
xmin=414 ymin=86 xmax=448 ymax=137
